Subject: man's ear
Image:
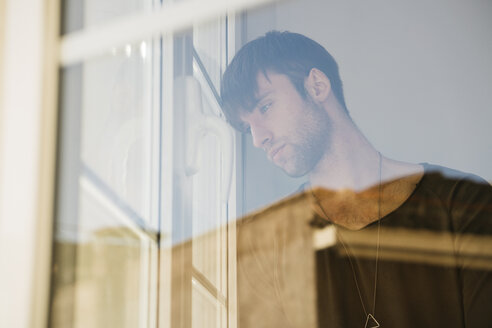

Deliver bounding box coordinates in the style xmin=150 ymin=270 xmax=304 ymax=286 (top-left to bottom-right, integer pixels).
xmin=305 ymin=68 xmax=331 ymax=102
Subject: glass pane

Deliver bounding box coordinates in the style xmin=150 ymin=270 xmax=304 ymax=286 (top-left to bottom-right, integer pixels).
xmin=81 ymin=41 xmax=154 ymax=224
xmin=235 ymin=0 xmax=492 ymax=213
xmin=226 ymin=1 xmax=492 ymax=328
xmin=193 ymin=18 xmax=226 ymax=99
xmin=190 ymin=77 xmax=228 ymax=294
xmin=166 ymin=25 xmax=232 ymax=327
xmin=192 ymin=279 xmax=227 ymax=328
xmin=51 ymin=38 xmax=159 ymax=328
xmin=191 ymin=134 xmax=224 ymax=290
xmin=61 ymin=0 xmax=153 ymax=34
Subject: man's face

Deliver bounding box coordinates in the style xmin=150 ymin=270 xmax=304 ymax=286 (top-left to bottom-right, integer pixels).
xmin=239 ymin=72 xmax=332 ymax=177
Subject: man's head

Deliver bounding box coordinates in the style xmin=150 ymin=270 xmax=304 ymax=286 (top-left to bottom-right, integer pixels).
xmin=221 ymin=31 xmax=347 ymax=130
xmin=220 ymin=31 xmax=347 ymax=177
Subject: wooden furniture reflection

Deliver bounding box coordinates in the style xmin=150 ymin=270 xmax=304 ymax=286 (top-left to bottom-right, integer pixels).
xmin=236 ymin=192 xmax=325 ymax=328
xmin=50 ymin=227 xmax=156 ymax=328
xmin=235 ymin=189 xmax=492 ymax=328
xmin=50 ymin=190 xmax=492 ymax=328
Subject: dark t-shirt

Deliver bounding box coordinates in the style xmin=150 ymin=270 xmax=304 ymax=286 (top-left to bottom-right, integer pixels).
xmin=316 ymin=164 xmax=492 ymax=327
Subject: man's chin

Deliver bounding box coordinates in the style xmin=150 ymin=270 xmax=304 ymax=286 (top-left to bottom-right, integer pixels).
xmin=279 ymin=155 xmax=320 ymax=177
xmin=281 ymin=163 xmax=309 ymax=178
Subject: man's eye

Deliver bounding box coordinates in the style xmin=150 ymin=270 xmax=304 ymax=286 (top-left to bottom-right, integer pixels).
xmin=260 ymin=103 xmax=272 ymax=113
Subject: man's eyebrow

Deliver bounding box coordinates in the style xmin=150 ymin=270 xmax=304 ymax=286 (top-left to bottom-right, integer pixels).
xmin=254 ymin=91 xmax=273 ymax=107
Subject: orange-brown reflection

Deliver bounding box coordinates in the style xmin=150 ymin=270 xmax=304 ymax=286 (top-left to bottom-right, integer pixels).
xmin=50 ymin=227 xmax=157 ymax=328
xmin=236 ymin=172 xmax=492 ymax=328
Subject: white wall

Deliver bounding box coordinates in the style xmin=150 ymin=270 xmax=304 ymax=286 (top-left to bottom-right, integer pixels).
xmin=242 ymin=0 xmax=492 ymax=212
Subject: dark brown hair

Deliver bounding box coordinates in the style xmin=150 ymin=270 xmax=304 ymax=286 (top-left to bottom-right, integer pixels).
xmin=221 ymin=31 xmax=347 ymax=131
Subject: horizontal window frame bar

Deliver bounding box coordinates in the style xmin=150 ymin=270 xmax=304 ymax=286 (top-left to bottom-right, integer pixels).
xmin=60 ymin=0 xmax=282 ymax=66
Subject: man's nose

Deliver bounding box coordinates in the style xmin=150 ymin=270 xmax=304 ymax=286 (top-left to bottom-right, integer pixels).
xmin=250 ymin=124 xmax=272 ymax=149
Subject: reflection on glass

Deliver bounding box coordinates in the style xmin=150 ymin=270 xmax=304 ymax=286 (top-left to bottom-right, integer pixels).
xmin=170 ymin=28 xmax=232 ymax=327
xmin=193 ymin=18 xmax=226 ymax=99
xmin=81 ymin=42 xmax=153 ymax=223
xmin=222 ymin=27 xmax=492 ymax=328
xmin=51 ymin=39 xmax=158 ymax=328
xmin=61 ymin=0 xmax=151 ymax=34
xmin=52 ymin=0 xmax=492 ymax=327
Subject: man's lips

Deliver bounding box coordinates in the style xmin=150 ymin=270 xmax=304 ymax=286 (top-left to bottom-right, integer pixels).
xmin=268 ymin=144 xmax=285 ymax=162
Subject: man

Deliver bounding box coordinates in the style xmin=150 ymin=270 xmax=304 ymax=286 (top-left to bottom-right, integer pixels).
xmin=221 ymin=31 xmax=492 ymax=327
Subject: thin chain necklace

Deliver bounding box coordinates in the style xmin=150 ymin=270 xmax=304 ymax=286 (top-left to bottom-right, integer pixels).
xmin=312 ymin=152 xmax=382 ymax=328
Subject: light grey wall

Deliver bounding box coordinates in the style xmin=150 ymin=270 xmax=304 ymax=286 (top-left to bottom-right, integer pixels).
xmin=241 ymin=0 xmax=492 ymax=213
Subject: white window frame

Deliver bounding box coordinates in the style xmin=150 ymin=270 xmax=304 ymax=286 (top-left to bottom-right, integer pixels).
xmin=0 ymin=1 xmax=60 ymax=328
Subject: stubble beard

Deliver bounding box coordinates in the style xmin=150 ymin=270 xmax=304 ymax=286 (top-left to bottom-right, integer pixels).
xmin=282 ymin=100 xmax=332 ymax=178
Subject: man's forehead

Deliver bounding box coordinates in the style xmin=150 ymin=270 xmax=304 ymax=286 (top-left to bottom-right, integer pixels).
xmin=256 ymin=70 xmax=296 ymax=96
xmin=238 ymin=72 xmax=289 ymax=116
xmin=238 ymin=71 xmax=275 ymax=111
xmin=255 ymin=71 xmax=275 ymax=96
xmin=234 ymin=71 xmax=287 ymax=127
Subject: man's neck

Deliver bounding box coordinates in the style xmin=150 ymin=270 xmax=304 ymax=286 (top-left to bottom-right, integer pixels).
xmin=311 ymin=166 xmax=424 ymax=230
xmin=308 ymin=117 xmax=382 ymax=191
xmin=307 ymin=116 xmax=424 ymax=229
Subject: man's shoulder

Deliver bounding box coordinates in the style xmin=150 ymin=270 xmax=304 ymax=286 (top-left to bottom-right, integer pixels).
xmin=418 ymin=163 xmax=492 ymax=218
xmin=399 ymin=163 xmax=492 ymax=235
xmin=421 ymin=163 xmax=490 ymax=186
